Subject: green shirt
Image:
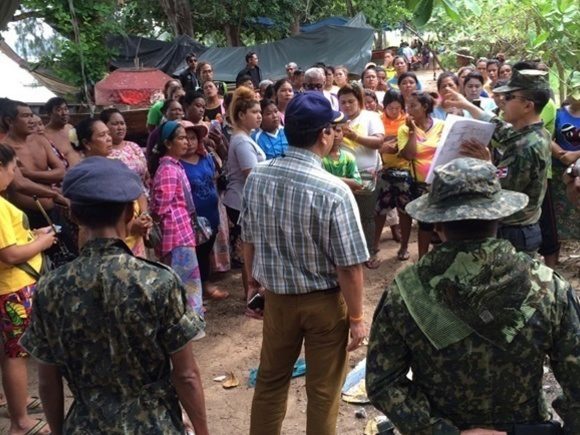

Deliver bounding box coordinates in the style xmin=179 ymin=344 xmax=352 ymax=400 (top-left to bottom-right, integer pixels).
xmin=366 ymin=238 xmax=580 ymax=434
xmin=322 ymin=148 xmax=362 ymax=184
xmin=482 ymin=113 xmax=551 ymax=226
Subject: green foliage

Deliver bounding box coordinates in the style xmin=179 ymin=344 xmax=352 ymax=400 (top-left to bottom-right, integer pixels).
xmin=419 ymin=0 xmax=579 ymax=100
xmin=18 ymin=0 xmax=124 ymax=88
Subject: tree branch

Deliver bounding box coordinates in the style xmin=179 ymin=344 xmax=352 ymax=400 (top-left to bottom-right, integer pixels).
xmin=12 ymin=11 xmax=42 ymax=22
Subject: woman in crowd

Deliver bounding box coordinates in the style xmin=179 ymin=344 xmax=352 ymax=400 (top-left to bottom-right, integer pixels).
xmin=180 ymin=120 xmax=229 ymax=301
xmin=146 ymin=79 xmax=183 ymax=131
xmin=499 ymin=63 xmax=513 ymax=80
xmin=251 ymin=99 xmax=288 ymax=160
xmin=388 ymin=56 xmax=423 ymax=91
xmin=334 ymin=65 xmax=349 ymax=89
xmin=76 ymin=118 xmax=151 ymax=257
xmin=338 ymin=84 xmax=385 ymax=268
xmin=376 ymin=66 xmax=389 ymax=91
xmin=203 ymin=81 xmax=224 ymax=122
xmin=398 ymin=92 xmax=444 ymax=260
xmin=476 ymin=57 xmax=491 ymax=95
xmin=432 ymin=72 xmax=466 ymax=120
xmin=0 ymin=143 xmax=55 ymax=435
xmin=182 ymin=91 xmax=207 ymax=126
xmin=362 ymin=67 xmax=385 ymax=106
xmin=457 ymin=66 xmax=474 ymax=91
xmin=273 ymin=78 xmax=294 ymax=125
xmin=373 ymin=90 xmax=407 ymax=260
xmin=551 ymin=89 xmax=580 ymax=242
xmin=146 ymin=99 xmax=185 ymax=166
xmin=462 ymin=71 xmax=497 ymax=115
xmin=223 ymin=87 xmax=265 ymax=300
xmin=150 ymin=120 xmax=205 ymax=326
xmin=383 ymin=49 xmax=396 ymax=80
xmin=364 ymin=90 xmax=380 ymax=113
xmin=324 ymin=66 xmax=340 ymax=95
xmin=100 ymin=108 xmax=150 ymax=190
xmin=397 ymin=71 xmax=420 ymax=104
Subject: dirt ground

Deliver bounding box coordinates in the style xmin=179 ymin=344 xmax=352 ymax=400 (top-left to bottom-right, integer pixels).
xmin=2 ymin=229 xmax=578 ymax=434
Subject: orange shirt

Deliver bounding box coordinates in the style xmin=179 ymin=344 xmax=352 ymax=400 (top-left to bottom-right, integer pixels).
xmin=380 ymin=112 xmax=408 ymax=169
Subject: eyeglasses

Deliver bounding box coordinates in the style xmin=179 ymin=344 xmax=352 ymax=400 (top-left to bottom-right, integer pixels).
xmin=305 ymin=83 xmax=324 ymax=90
xmin=504 ymin=93 xmax=530 ymax=102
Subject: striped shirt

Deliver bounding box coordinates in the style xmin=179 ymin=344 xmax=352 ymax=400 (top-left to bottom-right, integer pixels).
xmin=240 ymin=147 xmax=369 ymax=294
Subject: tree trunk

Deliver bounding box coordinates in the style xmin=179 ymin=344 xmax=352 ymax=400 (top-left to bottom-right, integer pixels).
xmin=224 ymin=23 xmax=242 ymax=47
xmin=345 ymin=0 xmax=355 ymax=16
xmin=159 ymin=0 xmax=194 ymax=36
xmin=290 ymin=14 xmax=300 ymax=36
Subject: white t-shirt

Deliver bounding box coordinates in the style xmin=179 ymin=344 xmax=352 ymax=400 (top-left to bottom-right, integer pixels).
xmin=341 ymin=110 xmax=385 ymax=171
xmin=223 ymin=132 xmax=266 ymax=210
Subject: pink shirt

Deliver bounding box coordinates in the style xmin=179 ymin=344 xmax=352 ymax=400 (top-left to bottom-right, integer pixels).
xmin=151 ymin=156 xmax=195 ymax=255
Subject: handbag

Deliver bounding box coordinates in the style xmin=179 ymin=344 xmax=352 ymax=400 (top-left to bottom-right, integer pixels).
xmin=180 ymin=174 xmax=214 ymax=245
xmin=16 ymin=253 xmax=52 ymax=281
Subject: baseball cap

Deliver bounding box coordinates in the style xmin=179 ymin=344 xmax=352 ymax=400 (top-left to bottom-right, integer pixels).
xmin=405 ymin=158 xmax=528 ymax=223
xmin=63 ymin=157 xmax=143 ymax=204
xmin=284 ymin=92 xmax=346 ymax=132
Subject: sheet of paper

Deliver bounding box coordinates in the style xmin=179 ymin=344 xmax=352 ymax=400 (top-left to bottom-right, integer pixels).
xmin=425 ymin=114 xmax=496 ymax=183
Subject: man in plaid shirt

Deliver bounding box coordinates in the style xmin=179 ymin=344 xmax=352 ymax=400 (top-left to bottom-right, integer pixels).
xmin=241 ymin=92 xmax=369 ymax=435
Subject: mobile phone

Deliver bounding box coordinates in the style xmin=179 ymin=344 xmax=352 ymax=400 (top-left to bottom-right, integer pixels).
xmin=472 ymin=99 xmax=481 ymax=108
xmin=247 ymin=293 xmax=265 ymax=311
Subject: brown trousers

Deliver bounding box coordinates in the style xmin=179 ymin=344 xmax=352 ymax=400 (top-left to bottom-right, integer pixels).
xmin=249 ymin=289 xmax=349 ymax=435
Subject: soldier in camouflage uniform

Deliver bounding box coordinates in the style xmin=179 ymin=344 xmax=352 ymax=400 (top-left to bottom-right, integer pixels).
xmin=445 ymin=69 xmax=552 ymax=254
xmin=366 ymin=158 xmax=579 ymax=435
xmin=20 ymin=157 xmax=209 ymax=435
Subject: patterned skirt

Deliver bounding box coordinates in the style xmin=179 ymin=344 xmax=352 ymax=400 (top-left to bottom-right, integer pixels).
xmin=166 ymin=247 xmax=204 ymax=320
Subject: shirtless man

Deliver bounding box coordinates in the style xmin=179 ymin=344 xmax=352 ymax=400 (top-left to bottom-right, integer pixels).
xmin=44 ymin=97 xmax=81 ymax=167
xmin=2 ymin=100 xmax=66 ymax=228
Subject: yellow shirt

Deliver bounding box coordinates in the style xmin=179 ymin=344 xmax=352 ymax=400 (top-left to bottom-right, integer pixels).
xmin=0 ymin=197 xmax=42 ymax=294
xmin=398 ymin=119 xmax=445 ymax=183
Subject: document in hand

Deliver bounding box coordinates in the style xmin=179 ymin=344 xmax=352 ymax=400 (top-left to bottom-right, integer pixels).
xmin=426 ymin=114 xmax=495 ymax=183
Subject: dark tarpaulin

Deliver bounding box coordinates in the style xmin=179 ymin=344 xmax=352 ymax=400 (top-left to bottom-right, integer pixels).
xmin=200 ymin=24 xmax=375 ymax=82
xmin=108 ymin=34 xmax=207 ymax=76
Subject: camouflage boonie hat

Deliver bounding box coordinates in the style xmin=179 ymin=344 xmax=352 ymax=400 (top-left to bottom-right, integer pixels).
xmin=492 ymin=69 xmax=549 ymax=94
xmin=405 ymin=158 xmax=528 ymax=223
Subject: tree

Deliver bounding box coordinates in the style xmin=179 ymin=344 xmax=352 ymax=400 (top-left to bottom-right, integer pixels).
xmin=417 ymin=0 xmax=579 ymax=101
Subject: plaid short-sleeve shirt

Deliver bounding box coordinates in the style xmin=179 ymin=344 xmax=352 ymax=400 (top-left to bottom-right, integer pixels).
xmin=240 ymin=147 xmax=369 ymax=294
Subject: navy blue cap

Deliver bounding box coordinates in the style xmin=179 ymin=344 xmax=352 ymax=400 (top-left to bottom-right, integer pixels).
xmin=284 ymin=92 xmax=346 ymax=131
xmin=63 ymin=156 xmax=143 ymax=204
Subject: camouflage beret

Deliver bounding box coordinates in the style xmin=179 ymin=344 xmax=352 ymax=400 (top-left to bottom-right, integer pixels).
xmin=405 ymin=157 xmax=528 ymax=223
xmin=63 ymin=156 xmax=143 ymax=204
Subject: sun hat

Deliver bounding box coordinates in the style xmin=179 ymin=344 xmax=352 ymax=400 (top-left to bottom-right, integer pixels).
xmin=405 ymin=157 xmax=528 ymax=223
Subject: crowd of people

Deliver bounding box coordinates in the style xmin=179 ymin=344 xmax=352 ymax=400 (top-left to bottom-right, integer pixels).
xmin=0 ymin=42 xmax=578 ymax=435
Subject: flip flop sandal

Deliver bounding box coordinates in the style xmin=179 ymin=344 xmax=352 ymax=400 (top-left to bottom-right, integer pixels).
xmin=25 ymin=419 xmax=48 ymax=435
xmin=397 ymin=249 xmax=410 ymax=261
xmin=204 ymin=289 xmax=230 ymax=300
xmin=365 ymin=255 xmax=381 ymax=270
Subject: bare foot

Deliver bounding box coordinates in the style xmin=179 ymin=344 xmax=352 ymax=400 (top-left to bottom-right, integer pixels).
xmin=9 ymin=417 xmax=50 ymax=435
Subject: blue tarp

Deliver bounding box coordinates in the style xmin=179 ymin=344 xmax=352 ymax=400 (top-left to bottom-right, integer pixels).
xmin=301 ymin=16 xmax=349 ymax=33
xmin=200 ymin=23 xmax=375 ymax=82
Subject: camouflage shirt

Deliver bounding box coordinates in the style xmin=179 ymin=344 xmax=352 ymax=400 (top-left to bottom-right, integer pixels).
xmin=366 ymin=238 xmax=580 ymax=434
xmin=21 ymin=238 xmax=203 ymax=434
xmin=484 ymin=114 xmax=551 ymax=226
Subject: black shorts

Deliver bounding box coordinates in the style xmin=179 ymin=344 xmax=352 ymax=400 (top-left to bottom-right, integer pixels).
xmin=498 ymin=223 xmax=542 ymax=254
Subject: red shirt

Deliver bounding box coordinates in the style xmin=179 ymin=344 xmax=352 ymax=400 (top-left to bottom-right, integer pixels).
xmin=151 ymin=156 xmax=195 ymax=255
